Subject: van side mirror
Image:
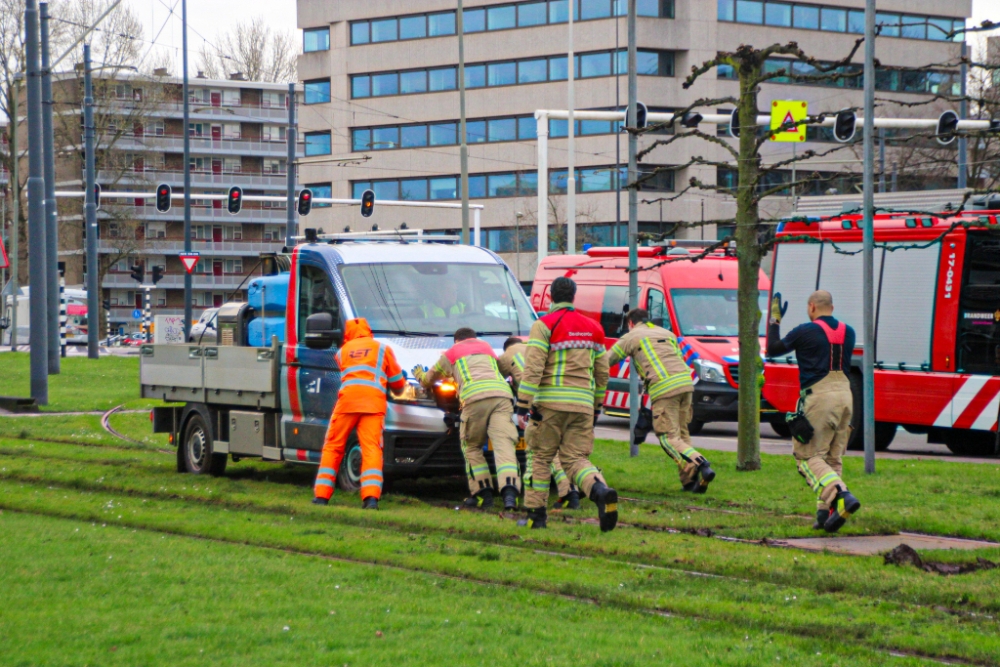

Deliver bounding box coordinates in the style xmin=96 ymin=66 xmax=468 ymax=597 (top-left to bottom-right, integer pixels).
xmin=305 ymin=312 xmax=342 ymax=350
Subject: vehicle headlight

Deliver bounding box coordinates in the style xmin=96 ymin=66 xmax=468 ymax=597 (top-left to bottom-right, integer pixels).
xmin=693 ymin=359 xmax=728 ymax=383
xmin=389 ymin=381 xmax=434 ymax=405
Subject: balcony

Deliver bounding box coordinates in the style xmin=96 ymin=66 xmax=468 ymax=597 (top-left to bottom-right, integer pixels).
xmin=106 ymin=98 xmax=293 ymax=122
xmin=103 ymin=273 xmax=252 ymax=289
xmin=134 ymin=206 xmax=291 ymax=223
xmin=94 ymin=168 xmax=292 ymax=190
xmin=98 ymin=238 xmax=285 ymax=257
xmin=111 ymin=133 xmax=304 ymax=158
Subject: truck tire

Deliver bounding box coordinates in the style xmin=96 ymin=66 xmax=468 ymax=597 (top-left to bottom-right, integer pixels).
xmin=769 ymin=417 xmax=792 ymax=439
xmin=181 ymin=412 xmax=228 ymax=476
xmin=847 ymin=372 xmax=863 ymax=450
xmin=945 ymin=430 xmax=999 ymax=457
xmin=687 ymin=420 xmax=705 ymax=436
xmin=337 ymin=438 xmax=362 ymax=492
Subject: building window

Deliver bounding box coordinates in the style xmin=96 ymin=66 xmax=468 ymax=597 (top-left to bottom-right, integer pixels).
xmin=304 ymin=132 xmax=331 ymax=156
xmin=720 ymin=1 xmax=962 ymax=41
xmin=304 ymin=79 xmax=331 ymax=105
xmin=351 ymin=48 xmax=673 ymax=98
xmin=303 ymin=27 xmax=330 ymax=52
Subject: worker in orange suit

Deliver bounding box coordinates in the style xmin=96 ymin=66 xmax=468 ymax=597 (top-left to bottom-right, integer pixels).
xmin=313 ymin=317 xmax=406 ymax=510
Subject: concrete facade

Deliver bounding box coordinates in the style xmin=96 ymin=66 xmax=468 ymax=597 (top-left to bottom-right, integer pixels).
xmin=296 ymin=0 xmax=969 ymax=273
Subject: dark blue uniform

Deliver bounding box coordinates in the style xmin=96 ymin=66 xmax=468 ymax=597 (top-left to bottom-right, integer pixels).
xmin=767 ymin=316 xmax=856 ymax=389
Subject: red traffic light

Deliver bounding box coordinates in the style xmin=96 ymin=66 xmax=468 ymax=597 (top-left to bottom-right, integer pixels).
xmin=297 ymin=188 xmax=313 ymax=216
xmin=155 ymin=183 xmax=171 ymax=213
xmin=227 ymin=186 xmax=243 ymax=215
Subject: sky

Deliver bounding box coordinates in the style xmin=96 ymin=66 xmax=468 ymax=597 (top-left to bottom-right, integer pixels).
xmin=127 ymin=0 xmax=1000 ymax=76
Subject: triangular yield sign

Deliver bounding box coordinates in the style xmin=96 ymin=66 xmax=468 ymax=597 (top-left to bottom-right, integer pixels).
xmin=782 ymin=111 xmax=800 ymax=134
xmin=179 ymin=253 xmax=200 ymax=274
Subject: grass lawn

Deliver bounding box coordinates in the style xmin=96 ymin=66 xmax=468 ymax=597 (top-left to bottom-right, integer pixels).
xmin=0 ymin=354 xmax=158 ymax=412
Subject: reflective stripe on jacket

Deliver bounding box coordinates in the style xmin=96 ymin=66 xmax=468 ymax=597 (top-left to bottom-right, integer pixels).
xmin=498 ymin=342 xmax=527 ymax=393
xmin=607 ymin=322 xmax=693 ymax=400
xmin=334 ymin=318 xmax=406 ymax=415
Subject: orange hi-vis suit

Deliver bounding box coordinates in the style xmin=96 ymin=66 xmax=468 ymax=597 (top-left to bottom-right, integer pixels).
xmin=314 ymin=318 xmax=406 ymax=502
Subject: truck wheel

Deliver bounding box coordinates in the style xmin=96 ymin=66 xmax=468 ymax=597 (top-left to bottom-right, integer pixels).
xmin=874 ymin=422 xmax=897 ymax=451
xmin=945 ymin=430 xmax=998 ymax=457
xmin=337 ymin=439 xmax=362 ymax=492
xmin=687 ymin=420 xmax=705 ymax=436
xmin=182 ymin=413 xmax=227 ymax=476
xmin=769 ymin=417 xmax=792 ymax=439
xmin=847 ymin=372 xmax=864 ymax=450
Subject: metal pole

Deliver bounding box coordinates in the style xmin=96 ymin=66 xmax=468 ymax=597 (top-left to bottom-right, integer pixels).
xmin=9 ymin=78 xmax=19 ymax=351
xmin=285 ymin=82 xmax=296 ymax=246
xmin=144 ymin=286 xmax=150 ymax=342
xmin=566 ymin=0 xmax=576 ymax=254
xmin=627 ymin=0 xmax=639 ymax=456
xmin=457 ymin=0 xmax=470 ymax=245
xmin=515 ymin=212 xmax=521 ymax=281
xmin=25 ymin=0 xmax=49 ymax=403
xmin=791 ymin=143 xmax=797 ymax=209
xmin=878 ymin=128 xmax=886 ymax=193
xmin=861 ymin=0 xmax=876 ymax=474
xmin=615 ymin=10 xmax=621 ymax=247
xmin=41 ymin=2 xmax=59 ymax=372
xmin=536 ymin=113 xmax=548 ymax=260
xmin=182 ymin=0 xmax=192 ymax=339
xmin=473 ymin=207 xmax=480 ymax=246
xmin=84 ymin=44 xmax=99 ymax=358
xmin=958 ymin=41 xmax=968 ymax=190
xmin=59 ymin=274 xmax=66 ymax=357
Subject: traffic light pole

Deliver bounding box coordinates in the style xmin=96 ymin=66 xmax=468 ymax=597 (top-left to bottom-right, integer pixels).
xmin=181 ymin=0 xmax=192 ymax=339
xmin=861 ymin=0 xmax=876 ymax=474
xmin=9 ymin=77 xmax=19 ymax=352
xmin=41 ymin=2 xmax=59 ymax=373
xmin=285 ymin=82 xmax=296 ymax=247
xmin=143 ymin=286 xmax=151 ymax=341
xmin=627 ymin=0 xmax=639 ymax=456
xmin=84 ymin=44 xmax=99 ymax=359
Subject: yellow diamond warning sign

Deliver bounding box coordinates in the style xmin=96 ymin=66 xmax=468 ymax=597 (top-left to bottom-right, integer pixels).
xmin=770 ymin=100 xmax=808 ymax=142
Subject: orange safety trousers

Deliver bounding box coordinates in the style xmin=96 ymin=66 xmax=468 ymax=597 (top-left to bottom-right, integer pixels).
xmin=314 ymin=412 xmax=386 ymax=501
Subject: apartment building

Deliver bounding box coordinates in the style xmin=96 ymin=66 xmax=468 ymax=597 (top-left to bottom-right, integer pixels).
xmin=298 ymin=0 xmax=967 ymax=274
xmin=46 ymin=72 xmax=302 ymax=332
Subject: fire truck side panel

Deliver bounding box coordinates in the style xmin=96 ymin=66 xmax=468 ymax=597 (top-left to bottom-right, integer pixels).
xmin=769 ymin=243 xmax=821 ymax=336
xmin=874 ymin=243 xmax=938 ymax=371
xmin=932 ymin=233 xmax=966 ymax=372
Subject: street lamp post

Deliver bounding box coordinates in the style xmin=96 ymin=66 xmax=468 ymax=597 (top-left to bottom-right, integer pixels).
xmin=182 ymin=0 xmax=192 ymax=339
xmin=514 ymin=211 xmax=523 ymax=281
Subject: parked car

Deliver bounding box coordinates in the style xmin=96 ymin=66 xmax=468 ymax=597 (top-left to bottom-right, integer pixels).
xmin=188 ymin=308 xmax=219 ymax=343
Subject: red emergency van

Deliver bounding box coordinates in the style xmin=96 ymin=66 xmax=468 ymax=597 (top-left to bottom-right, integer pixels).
xmin=763 ymin=212 xmax=1000 ymax=456
xmin=531 ymin=243 xmax=777 ymax=433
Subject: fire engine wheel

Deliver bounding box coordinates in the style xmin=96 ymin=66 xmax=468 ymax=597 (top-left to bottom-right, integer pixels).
xmin=845 ymin=373 xmax=896 ymax=451
xmin=769 ymin=417 xmax=792 ymax=439
xmin=337 ymin=438 xmax=362 ymax=492
xmin=182 ymin=413 xmax=227 ymax=476
xmin=945 ymin=430 xmax=999 ymax=457
xmin=687 ymin=420 xmax=705 ymax=436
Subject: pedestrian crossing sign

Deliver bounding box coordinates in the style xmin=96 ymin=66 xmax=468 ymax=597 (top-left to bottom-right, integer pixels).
xmin=770 ymin=100 xmax=808 ymax=142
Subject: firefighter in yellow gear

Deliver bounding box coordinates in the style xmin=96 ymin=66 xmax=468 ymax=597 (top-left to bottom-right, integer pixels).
xmin=607 ymin=309 xmax=716 ymax=493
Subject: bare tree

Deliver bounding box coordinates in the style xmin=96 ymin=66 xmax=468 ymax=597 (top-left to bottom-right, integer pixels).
xmin=197 ymin=17 xmax=297 ymax=83
xmin=518 ymin=195 xmax=601 ymax=254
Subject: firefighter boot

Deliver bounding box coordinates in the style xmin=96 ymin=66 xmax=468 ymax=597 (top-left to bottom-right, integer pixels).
xmin=589 ymin=482 xmax=619 ymax=533
xmin=501 ymin=486 xmax=518 ymax=511
xmin=362 ymin=497 xmax=379 ymax=510
xmin=813 ymin=508 xmax=830 ymax=530
xmin=824 ymin=490 xmax=861 ymax=533
xmin=692 ymin=460 xmax=716 ymax=495
xmin=312 ymin=497 xmax=329 ymax=506
xmin=464 ymin=488 xmax=494 ymax=510
xmin=553 ymin=489 xmax=581 ymax=510
xmin=517 ymin=507 xmax=548 ymax=529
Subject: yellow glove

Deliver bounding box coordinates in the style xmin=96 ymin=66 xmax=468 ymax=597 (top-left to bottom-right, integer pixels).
xmin=411 ymin=365 xmax=426 ymax=382
xmin=770 ymin=293 xmax=787 ymax=324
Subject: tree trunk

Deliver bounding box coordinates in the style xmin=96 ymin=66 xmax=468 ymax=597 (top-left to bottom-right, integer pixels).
xmin=735 ymin=62 xmax=763 ymax=471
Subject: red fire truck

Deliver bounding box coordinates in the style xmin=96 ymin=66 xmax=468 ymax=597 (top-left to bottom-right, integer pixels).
xmin=531 ymin=244 xmax=779 ymax=434
xmin=763 ymin=212 xmax=1000 ymax=456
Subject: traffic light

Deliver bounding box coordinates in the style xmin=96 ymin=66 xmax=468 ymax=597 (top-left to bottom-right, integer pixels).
xmin=833 ymin=110 xmax=857 ymax=143
xmin=936 ymin=110 xmax=959 ymax=145
xmin=620 ymin=101 xmax=648 ymax=129
xmin=297 ymin=188 xmax=313 ymax=216
xmin=94 ymin=183 xmax=102 ymax=210
xmin=227 ymin=186 xmax=243 ymax=215
xmin=360 ymin=189 xmax=375 ymax=218
xmin=151 ymin=265 xmax=164 ymax=285
xmin=129 ymin=261 xmax=144 ymax=284
xmin=679 ymin=111 xmax=703 ymax=128
xmin=155 ymin=183 xmax=171 ymax=213
xmin=728 ymin=108 xmax=741 ymax=138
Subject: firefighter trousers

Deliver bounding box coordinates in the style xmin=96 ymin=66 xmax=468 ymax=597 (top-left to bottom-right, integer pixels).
xmin=523 ymin=406 xmax=606 ymax=510
xmin=314 ymin=412 xmax=385 ymax=501
xmin=523 ymin=450 xmax=576 ymax=499
xmin=651 ymin=392 xmax=706 ymax=487
xmin=794 ymin=372 xmax=852 ymax=510
xmin=460 ymin=397 xmax=522 ymax=496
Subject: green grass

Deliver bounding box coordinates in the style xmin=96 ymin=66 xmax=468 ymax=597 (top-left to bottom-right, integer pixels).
xmin=0 ymin=511 xmax=931 ymax=667
xmin=0 ymin=354 xmax=159 ymax=412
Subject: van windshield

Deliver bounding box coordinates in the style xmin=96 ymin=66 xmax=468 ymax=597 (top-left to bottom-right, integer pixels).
xmin=340 ymin=263 xmax=535 ymax=336
xmin=670 ymin=288 xmax=767 ymax=337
